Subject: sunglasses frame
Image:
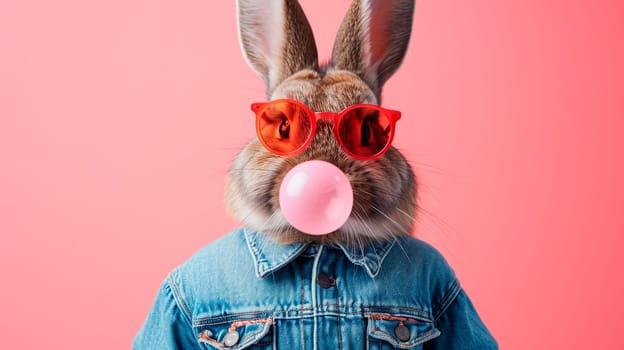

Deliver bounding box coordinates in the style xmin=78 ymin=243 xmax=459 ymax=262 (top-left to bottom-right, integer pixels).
xmin=251 ymin=99 xmax=401 ymax=160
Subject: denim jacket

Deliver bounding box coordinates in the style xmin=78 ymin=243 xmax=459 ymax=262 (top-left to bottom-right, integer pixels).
xmin=134 ymin=228 xmax=497 ymax=349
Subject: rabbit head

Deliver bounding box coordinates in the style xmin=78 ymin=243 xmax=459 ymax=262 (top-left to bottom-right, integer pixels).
xmin=226 ymin=0 xmax=417 ymax=246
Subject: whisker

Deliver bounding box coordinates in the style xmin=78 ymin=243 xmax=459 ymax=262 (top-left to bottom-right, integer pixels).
xmin=227 ymin=168 xmax=280 ymax=173
xmin=392 ymin=238 xmax=414 ymax=265
xmin=395 ymin=207 xmax=417 ymax=223
xmin=416 ymin=204 xmax=459 ymax=236
xmin=371 ymin=205 xmax=402 ymax=232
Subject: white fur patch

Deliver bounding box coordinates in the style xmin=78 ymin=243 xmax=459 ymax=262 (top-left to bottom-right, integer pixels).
xmin=236 ymin=0 xmax=286 ymax=82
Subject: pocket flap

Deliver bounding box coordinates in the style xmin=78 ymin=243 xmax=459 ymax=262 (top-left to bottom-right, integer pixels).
xmin=195 ymin=317 xmax=273 ymax=349
xmin=366 ymin=313 xmax=440 ymax=348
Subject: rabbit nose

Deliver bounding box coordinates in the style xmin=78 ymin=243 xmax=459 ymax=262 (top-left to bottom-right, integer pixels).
xmin=279 ymin=160 xmax=353 ymax=236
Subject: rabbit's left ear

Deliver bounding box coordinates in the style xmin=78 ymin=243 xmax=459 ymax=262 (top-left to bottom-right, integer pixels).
xmin=331 ymin=0 xmax=415 ymax=98
xmin=237 ymin=0 xmax=319 ymax=96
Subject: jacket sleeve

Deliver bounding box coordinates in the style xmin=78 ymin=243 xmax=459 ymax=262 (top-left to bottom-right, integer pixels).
xmin=133 ymin=274 xmax=200 ymax=350
xmin=426 ymin=288 xmax=498 ymax=350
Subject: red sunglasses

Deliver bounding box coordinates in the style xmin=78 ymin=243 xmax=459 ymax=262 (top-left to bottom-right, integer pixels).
xmin=251 ymin=99 xmax=401 ymax=160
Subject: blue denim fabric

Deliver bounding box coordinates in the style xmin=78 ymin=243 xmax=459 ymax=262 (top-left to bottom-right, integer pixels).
xmin=134 ymin=228 xmax=497 ymax=349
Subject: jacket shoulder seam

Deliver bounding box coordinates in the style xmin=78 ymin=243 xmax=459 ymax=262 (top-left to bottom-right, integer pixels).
xmin=432 ymin=278 xmax=462 ymax=322
xmin=167 ymin=270 xmax=194 ymax=327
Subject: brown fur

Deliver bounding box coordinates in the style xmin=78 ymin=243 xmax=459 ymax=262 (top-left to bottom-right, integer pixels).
xmin=230 ymin=0 xmax=417 ymax=248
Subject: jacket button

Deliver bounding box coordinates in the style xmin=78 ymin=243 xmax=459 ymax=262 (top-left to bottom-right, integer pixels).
xmin=223 ymin=330 xmax=240 ymax=347
xmin=317 ymin=273 xmax=336 ymax=288
xmin=395 ymin=323 xmax=411 ymax=342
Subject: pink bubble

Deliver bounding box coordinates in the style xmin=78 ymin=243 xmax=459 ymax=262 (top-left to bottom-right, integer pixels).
xmin=279 ymin=160 xmax=353 ymax=236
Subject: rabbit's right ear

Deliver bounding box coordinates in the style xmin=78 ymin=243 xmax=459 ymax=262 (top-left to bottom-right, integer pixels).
xmin=331 ymin=0 xmax=415 ymax=99
xmin=237 ymin=0 xmax=319 ymax=96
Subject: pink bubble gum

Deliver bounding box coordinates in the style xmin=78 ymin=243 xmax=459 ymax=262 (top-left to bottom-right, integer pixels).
xmin=279 ymin=160 xmax=353 ymax=236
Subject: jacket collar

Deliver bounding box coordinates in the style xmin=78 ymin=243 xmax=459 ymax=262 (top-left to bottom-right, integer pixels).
xmin=243 ymin=228 xmax=396 ymax=279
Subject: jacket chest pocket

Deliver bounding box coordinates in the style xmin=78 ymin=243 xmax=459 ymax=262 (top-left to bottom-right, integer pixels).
xmin=366 ymin=313 xmax=440 ymax=350
xmin=193 ymin=315 xmax=274 ymax=350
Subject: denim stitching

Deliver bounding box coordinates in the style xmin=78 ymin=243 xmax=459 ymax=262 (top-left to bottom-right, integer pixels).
xmin=361 ymin=306 xmax=433 ymax=321
xmin=197 ymin=331 xmax=221 ymax=347
xmin=366 ymin=312 xmax=440 ymax=347
xmin=229 ymin=318 xmax=273 ymax=331
xmin=300 ymin=263 xmax=306 ymax=350
xmin=244 ymin=228 xmax=308 ymax=278
xmin=368 ymin=314 xmax=426 ymax=323
xmin=270 ymin=243 xmax=309 ymax=275
xmin=194 ymin=311 xmax=272 ymax=326
xmin=432 ymin=279 xmax=461 ymax=322
xmin=234 ymin=322 xmax=273 ymax=349
xmin=236 ymin=328 xmax=268 ymax=349
xmin=369 ymin=327 xmax=439 ymax=348
xmin=194 ymin=305 xmax=433 ymax=325
xmin=195 ymin=307 xmax=432 ymax=326
xmin=167 ymin=271 xmax=193 ymax=327
xmin=244 ymin=229 xmax=268 ymax=278
xmin=333 ymin=255 xmax=343 ymax=350
xmin=245 ymin=229 xmax=401 ymax=279
xmin=197 ymin=321 xmax=273 ymax=349
xmin=335 ymin=239 xmax=396 ymax=278
xmin=367 ymin=238 xmax=396 ymax=277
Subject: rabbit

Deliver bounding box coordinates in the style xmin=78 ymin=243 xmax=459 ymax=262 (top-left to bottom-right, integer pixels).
xmin=134 ymin=1 xmax=498 ymax=349
xmin=226 ymin=0 xmax=417 ymax=247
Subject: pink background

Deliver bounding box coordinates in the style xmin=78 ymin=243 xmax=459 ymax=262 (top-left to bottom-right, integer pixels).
xmin=1 ymin=0 xmax=623 ymax=348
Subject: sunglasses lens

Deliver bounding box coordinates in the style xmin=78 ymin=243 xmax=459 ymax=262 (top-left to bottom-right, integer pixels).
xmin=257 ymin=101 xmax=312 ymax=155
xmin=338 ymin=107 xmax=393 ymax=158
